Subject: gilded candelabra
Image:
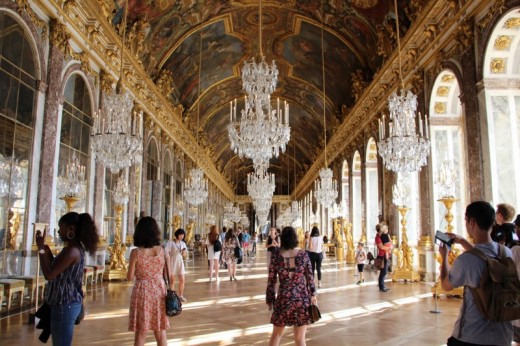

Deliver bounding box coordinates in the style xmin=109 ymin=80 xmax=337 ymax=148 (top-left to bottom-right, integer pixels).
xmin=392 ymin=206 xmax=420 ymax=282
xmin=104 ymin=175 xmax=129 ymax=281
xmin=432 ymin=196 xmax=463 ymax=297
xmin=104 ymin=204 xmax=128 ymax=280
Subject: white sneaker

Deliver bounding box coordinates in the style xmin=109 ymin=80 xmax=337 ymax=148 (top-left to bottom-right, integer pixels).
xmin=318 ymin=281 xmax=322 ymax=288
xmin=180 ymin=296 xmax=187 ymax=302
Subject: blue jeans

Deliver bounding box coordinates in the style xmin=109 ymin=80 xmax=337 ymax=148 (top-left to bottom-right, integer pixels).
xmin=378 ymin=257 xmax=389 ymax=290
xmin=50 ymin=301 xmax=82 ymax=346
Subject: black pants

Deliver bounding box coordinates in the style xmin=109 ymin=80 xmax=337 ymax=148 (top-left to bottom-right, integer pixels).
xmin=308 ymin=252 xmax=323 ymax=280
xmin=447 ymin=336 xmax=489 ymax=346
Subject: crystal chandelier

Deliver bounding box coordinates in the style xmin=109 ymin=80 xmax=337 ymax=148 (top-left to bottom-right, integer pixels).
xmin=174 ymin=198 xmax=184 ymax=216
xmin=91 ymin=6 xmax=142 ymax=174
xmin=314 ymin=10 xmax=338 ymax=210
xmin=188 ymin=205 xmax=198 ymax=221
xmin=240 ymin=214 xmax=250 ymax=228
xmin=206 ymin=213 xmax=216 ymax=226
xmin=0 ymin=154 xmax=25 ymax=198
xmin=290 ymin=201 xmax=302 ymax=224
xmin=247 ymin=168 xmax=275 ymax=203
xmin=184 ymin=28 xmax=208 ymax=206
xmin=227 ymin=0 xmax=290 ymax=168
xmin=435 ymin=160 xmax=457 ymax=198
xmin=377 ymin=0 xmax=430 ymax=173
xmin=257 ymin=210 xmax=269 ymax=225
xmin=113 ymin=175 xmax=130 ymax=206
xmin=57 ymin=152 xmax=86 ymax=198
xmin=184 ymin=168 xmax=208 ymax=206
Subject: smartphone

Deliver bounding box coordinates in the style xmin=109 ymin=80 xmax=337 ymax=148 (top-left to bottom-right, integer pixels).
xmin=435 ymin=230 xmax=453 ymax=247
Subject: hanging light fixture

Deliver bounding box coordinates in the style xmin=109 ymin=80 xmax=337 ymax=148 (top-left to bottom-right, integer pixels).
xmin=184 ymin=28 xmax=208 ymax=206
xmin=57 ymin=151 xmax=86 ymax=199
xmin=227 ymin=0 xmax=290 ymax=169
xmin=377 ymin=0 xmax=430 ymax=173
xmin=314 ymin=4 xmax=338 ymax=210
xmin=247 ymin=167 xmax=275 ymax=206
xmin=91 ymin=4 xmax=142 ymax=174
xmin=0 ymin=154 xmax=24 ymax=199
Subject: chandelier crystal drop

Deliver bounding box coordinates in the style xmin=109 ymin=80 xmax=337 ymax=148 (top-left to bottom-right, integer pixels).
xmin=314 ymin=168 xmax=338 ymax=209
xmin=91 ymin=86 xmax=143 ymax=174
xmin=184 ymin=168 xmax=208 ymax=206
xmin=378 ymin=90 xmax=430 ymax=173
xmin=392 ymin=174 xmax=410 ymax=207
xmin=112 ymin=175 xmax=130 ymax=206
xmin=57 ymin=152 xmax=86 ymax=199
xmin=242 ymin=56 xmax=278 ymax=96
xmin=256 ymin=210 xmax=269 ymax=225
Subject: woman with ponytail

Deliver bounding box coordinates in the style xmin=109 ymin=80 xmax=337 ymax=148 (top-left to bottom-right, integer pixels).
xmin=35 ymin=212 xmax=99 ymax=346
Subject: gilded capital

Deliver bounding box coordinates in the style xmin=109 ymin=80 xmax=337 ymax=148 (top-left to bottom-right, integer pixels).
xmin=50 ymin=19 xmax=71 ymax=57
xmin=100 ymin=70 xmax=114 ymax=94
xmin=155 ymin=69 xmax=175 ymax=99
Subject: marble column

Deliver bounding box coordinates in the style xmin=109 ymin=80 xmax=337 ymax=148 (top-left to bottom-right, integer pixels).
xmin=36 ymin=27 xmax=65 ymax=227
xmin=127 ymin=165 xmax=137 ymax=235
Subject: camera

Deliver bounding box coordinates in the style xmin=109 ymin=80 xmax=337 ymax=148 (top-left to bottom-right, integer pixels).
xmin=435 ymin=230 xmax=453 ymax=247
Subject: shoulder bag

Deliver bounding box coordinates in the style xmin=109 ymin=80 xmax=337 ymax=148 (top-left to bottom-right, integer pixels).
xmin=309 ymin=304 xmax=321 ymax=323
xmin=163 ymin=247 xmax=182 ymax=316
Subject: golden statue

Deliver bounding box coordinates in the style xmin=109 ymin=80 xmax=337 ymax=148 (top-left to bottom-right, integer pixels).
xmin=185 ymin=220 xmax=195 ymax=246
xmin=296 ymin=227 xmax=304 ymax=249
xmin=392 ymin=206 xmax=420 ymax=282
xmin=6 ymin=210 xmax=20 ymax=250
xmin=343 ymin=222 xmax=355 ymax=264
xmin=104 ymin=204 xmax=128 ymax=280
xmin=332 ymin=219 xmax=344 ymax=261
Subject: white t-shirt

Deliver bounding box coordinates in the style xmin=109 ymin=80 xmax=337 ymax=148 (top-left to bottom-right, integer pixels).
xmin=449 ymin=242 xmax=513 ymax=345
xmin=309 ymin=236 xmax=323 ymax=253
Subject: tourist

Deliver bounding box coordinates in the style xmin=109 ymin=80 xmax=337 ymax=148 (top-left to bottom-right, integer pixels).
xmin=164 ymin=228 xmax=187 ymax=302
xmin=266 ymin=226 xmax=317 ymax=346
xmin=375 ymin=223 xmax=392 ymax=292
xmin=308 ymin=226 xmax=324 ymax=288
xmin=266 ymin=227 xmax=280 ymax=268
xmin=36 ymin=212 xmax=99 ymax=346
xmin=223 ymin=228 xmax=240 ymax=281
xmin=127 ymin=216 xmax=171 ymax=346
xmin=355 ymin=242 xmax=366 ymax=285
xmin=206 ymin=225 xmax=221 ymax=282
xmin=439 ymin=201 xmax=513 ymax=345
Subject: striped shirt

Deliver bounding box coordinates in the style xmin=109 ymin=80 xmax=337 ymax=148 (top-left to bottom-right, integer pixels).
xmin=45 ymin=246 xmax=84 ymax=305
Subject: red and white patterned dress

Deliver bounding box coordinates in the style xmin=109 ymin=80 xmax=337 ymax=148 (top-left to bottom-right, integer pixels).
xmin=128 ymin=247 xmax=170 ymax=332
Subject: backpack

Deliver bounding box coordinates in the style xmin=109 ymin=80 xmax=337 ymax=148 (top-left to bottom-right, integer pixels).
xmin=165 ymin=289 xmax=182 ymax=317
xmin=213 ymin=239 xmax=222 ymax=252
xmin=466 ymin=245 xmax=520 ymax=321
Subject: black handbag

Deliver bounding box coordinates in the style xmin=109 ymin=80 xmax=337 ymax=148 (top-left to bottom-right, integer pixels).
xmin=309 ymin=304 xmax=321 ymax=323
xmin=163 ymin=248 xmax=182 ymax=316
xmin=234 ymin=244 xmax=243 ymax=264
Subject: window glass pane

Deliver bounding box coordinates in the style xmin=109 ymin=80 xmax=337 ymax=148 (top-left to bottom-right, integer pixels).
xmin=60 ymin=111 xmax=71 ymax=147
xmin=3 ymin=75 xmax=19 ymax=119
xmin=17 ymin=82 xmax=34 ymax=126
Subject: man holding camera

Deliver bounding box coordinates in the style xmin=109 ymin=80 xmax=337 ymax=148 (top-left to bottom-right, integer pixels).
xmin=439 ymin=201 xmax=513 ymax=346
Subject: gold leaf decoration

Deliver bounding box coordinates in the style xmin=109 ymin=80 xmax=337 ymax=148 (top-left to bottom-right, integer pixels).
xmin=504 ymin=17 xmax=520 ymax=29
xmin=437 ymin=86 xmax=449 ymax=97
xmin=494 ymin=35 xmax=511 ymax=50
xmin=491 ymin=58 xmax=506 ymax=74
xmin=434 ymin=102 xmax=446 ymax=114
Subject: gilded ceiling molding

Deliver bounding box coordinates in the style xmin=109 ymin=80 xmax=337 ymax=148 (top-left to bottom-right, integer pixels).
xmin=477 ymin=0 xmax=506 ymax=38
xmin=455 ymin=18 xmax=475 ymax=54
xmin=404 ymin=0 xmax=426 ymax=21
xmin=50 ymin=19 xmax=71 ymax=57
xmin=155 ymin=69 xmax=175 ymax=99
xmin=16 ymin=0 xmax=47 ymax=38
xmin=351 ymin=70 xmax=368 ymax=102
xmin=70 ymin=51 xmax=95 ymax=76
xmin=127 ymin=19 xmax=149 ymax=64
xmin=494 ymin=35 xmax=512 ymax=50
xmin=409 ymin=70 xmax=424 ymax=95
xmin=99 ymin=70 xmax=114 ymax=94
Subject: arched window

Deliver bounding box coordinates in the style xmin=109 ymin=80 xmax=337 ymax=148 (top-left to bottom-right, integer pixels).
xmin=0 ymin=12 xmax=37 ymax=250
xmin=482 ymin=9 xmax=520 ymax=211
xmin=365 ymin=138 xmax=379 ymax=242
xmin=429 ymin=70 xmax=467 ymax=235
xmin=146 ymin=138 xmax=159 ymax=181
xmin=56 ymin=74 xmax=92 ymax=216
xmin=163 ymin=150 xmax=173 ymax=238
xmin=352 ymin=151 xmax=362 ymax=243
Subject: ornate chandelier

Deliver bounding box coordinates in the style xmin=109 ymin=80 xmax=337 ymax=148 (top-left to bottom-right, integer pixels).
xmin=113 ymin=175 xmax=130 ymax=206
xmin=188 ymin=205 xmax=198 ymax=221
xmin=185 ymin=29 xmax=208 ymax=206
xmin=315 ymin=168 xmax=338 ymax=209
xmin=57 ymin=152 xmax=86 ymax=199
xmin=392 ymin=175 xmax=410 ymax=207
xmin=314 ymin=12 xmax=338 ymax=210
xmin=227 ymin=0 xmax=290 ymax=168
xmin=184 ymin=168 xmax=208 ymax=206
xmin=91 ymin=7 xmax=142 ymax=174
xmin=0 ymin=155 xmax=24 ymax=198
xmin=377 ymin=0 xmax=430 ymax=173
xmin=247 ymin=168 xmax=275 ymax=204
xmin=256 ymin=209 xmax=269 ymax=225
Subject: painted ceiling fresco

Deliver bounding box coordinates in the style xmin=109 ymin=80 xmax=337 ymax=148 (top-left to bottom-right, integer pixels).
xmin=122 ymin=0 xmax=414 ymax=194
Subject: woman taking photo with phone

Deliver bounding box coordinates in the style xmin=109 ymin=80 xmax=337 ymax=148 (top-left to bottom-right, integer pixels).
xmin=35 ymin=212 xmax=99 ymax=346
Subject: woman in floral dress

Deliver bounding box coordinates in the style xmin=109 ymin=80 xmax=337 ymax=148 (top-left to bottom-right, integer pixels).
xmin=266 ymin=226 xmax=317 ymax=346
xmin=223 ymin=228 xmax=239 ymax=281
xmin=128 ymin=217 xmax=172 ymax=346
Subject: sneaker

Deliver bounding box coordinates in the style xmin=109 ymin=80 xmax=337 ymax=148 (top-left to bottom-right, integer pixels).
xmin=318 ymin=281 xmax=322 ymax=288
xmin=180 ymin=296 xmax=187 ymax=302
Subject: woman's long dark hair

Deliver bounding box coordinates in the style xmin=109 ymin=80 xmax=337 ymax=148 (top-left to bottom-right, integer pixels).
xmin=225 ymin=229 xmax=235 ymax=242
xmin=280 ymin=226 xmax=298 ymax=250
xmin=134 ymin=216 xmax=161 ymax=248
xmin=59 ymin=212 xmax=99 ymax=256
xmin=310 ymin=226 xmax=320 ymax=237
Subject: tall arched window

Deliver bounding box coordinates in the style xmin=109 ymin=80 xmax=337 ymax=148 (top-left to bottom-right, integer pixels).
xmin=365 ymin=138 xmax=379 ymax=242
xmin=429 ymin=70 xmax=467 ymax=235
xmin=352 ymin=151 xmax=362 ymax=243
xmin=0 ymin=12 xmax=37 ymax=251
xmin=56 ymin=74 xmax=92 ymax=217
xmin=163 ymin=150 xmax=173 ymax=238
xmin=482 ymin=9 xmax=520 ymax=211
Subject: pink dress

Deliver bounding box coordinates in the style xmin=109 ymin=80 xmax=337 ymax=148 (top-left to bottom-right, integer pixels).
xmin=128 ymin=248 xmax=170 ymax=332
